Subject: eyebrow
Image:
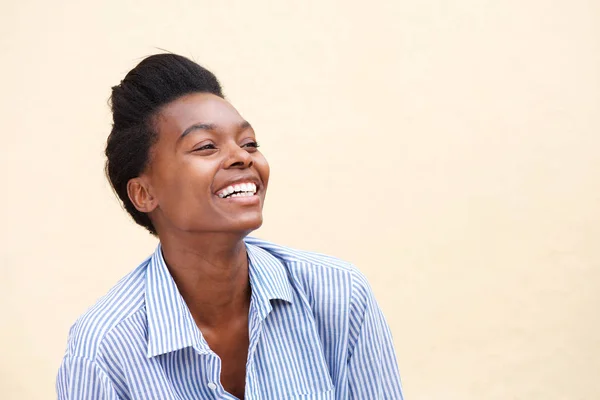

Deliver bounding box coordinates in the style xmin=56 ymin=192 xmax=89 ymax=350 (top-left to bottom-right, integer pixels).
xmin=179 ymin=121 xmax=252 ymax=139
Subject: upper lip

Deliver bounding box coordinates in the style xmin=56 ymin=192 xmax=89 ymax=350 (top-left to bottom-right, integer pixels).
xmin=214 ymin=176 xmax=261 ymax=195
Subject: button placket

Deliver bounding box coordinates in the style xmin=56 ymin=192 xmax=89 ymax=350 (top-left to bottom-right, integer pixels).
xmin=204 ymin=351 xmax=223 ymax=397
xmin=244 ymin=298 xmax=265 ymax=400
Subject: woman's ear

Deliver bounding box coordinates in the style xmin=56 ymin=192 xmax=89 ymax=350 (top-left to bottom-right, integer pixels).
xmin=127 ymin=177 xmax=158 ymax=213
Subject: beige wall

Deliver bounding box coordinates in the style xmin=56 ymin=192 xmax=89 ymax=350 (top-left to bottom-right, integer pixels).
xmin=1 ymin=0 xmax=599 ymax=398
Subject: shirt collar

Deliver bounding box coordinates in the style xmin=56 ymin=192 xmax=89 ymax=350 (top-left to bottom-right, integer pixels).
xmin=145 ymin=240 xmax=293 ymax=358
xmin=245 ymin=240 xmax=294 ymax=319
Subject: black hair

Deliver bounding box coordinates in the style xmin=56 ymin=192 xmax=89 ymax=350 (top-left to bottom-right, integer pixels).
xmin=105 ymin=54 xmax=223 ymax=235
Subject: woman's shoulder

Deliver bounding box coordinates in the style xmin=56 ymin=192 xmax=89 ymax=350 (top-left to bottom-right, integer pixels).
xmin=245 ymin=236 xmax=363 ymax=273
xmin=63 ymin=257 xmax=151 ymax=360
xmin=244 ymin=237 xmax=373 ymax=300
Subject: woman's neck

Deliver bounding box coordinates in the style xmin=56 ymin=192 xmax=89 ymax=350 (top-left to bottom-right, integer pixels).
xmin=158 ymin=232 xmax=251 ymax=328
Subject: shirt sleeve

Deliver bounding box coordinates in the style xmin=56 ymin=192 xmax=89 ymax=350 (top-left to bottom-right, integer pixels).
xmin=57 ymin=356 xmax=121 ymax=400
xmin=347 ymin=270 xmax=404 ymax=400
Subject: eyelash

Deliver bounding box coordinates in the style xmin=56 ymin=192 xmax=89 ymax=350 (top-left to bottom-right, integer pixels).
xmin=193 ymin=142 xmax=260 ymax=152
xmin=243 ymin=141 xmax=260 ymax=149
xmin=195 ymin=143 xmax=216 ymax=151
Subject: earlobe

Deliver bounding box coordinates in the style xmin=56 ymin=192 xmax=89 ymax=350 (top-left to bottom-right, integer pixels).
xmin=127 ymin=177 xmax=158 ymax=213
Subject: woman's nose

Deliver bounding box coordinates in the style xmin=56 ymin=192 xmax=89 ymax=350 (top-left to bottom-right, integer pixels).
xmin=224 ymin=143 xmax=253 ymax=169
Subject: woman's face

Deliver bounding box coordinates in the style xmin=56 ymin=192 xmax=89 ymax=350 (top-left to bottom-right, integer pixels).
xmin=133 ymin=92 xmax=270 ymax=236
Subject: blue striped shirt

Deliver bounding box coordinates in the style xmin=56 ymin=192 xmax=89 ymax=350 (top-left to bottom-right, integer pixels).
xmin=57 ymin=237 xmax=403 ymax=399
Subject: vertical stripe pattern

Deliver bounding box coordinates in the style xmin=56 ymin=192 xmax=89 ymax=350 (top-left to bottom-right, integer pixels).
xmin=57 ymin=237 xmax=403 ymax=399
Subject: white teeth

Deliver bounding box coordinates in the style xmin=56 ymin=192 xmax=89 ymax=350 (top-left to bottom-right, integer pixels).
xmin=219 ymin=186 xmax=234 ymax=198
xmin=217 ymin=182 xmax=258 ymax=198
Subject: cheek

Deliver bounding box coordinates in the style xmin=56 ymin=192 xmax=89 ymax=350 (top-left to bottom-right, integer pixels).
xmin=154 ymin=160 xmax=216 ymax=208
xmin=255 ymin=154 xmax=270 ymax=187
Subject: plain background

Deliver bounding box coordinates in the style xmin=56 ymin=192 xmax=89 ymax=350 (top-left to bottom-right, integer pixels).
xmin=1 ymin=0 xmax=599 ymax=399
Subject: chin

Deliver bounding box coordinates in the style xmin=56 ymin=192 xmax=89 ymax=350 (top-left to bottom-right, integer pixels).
xmin=232 ymin=216 xmax=263 ymax=235
xmin=210 ymin=211 xmax=263 ymax=236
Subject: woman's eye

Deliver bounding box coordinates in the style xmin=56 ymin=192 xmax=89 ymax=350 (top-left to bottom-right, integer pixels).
xmin=193 ymin=143 xmax=216 ymax=152
xmin=242 ymin=141 xmax=260 ymax=149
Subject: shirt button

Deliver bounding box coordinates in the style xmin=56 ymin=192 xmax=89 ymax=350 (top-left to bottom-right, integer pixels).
xmin=207 ymin=382 xmax=217 ymax=390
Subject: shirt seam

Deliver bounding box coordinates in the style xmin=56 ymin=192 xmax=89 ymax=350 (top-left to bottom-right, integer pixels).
xmin=347 ymin=270 xmax=368 ymax=360
xmin=60 ymin=355 xmax=121 ymax=395
xmin=69 ymin=306 xmax=147 ymax=360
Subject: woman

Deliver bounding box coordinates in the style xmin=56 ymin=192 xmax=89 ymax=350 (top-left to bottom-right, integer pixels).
xmin=57 ymin=54 xmax=403 ymax=400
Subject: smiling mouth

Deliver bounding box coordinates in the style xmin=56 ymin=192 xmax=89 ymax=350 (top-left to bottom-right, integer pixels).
xmin=216 ymin=182 xmax=258 ymax=199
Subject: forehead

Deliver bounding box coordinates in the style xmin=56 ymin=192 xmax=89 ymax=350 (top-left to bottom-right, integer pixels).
xmin=155 ymin=92 xmax=244 ymax=136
